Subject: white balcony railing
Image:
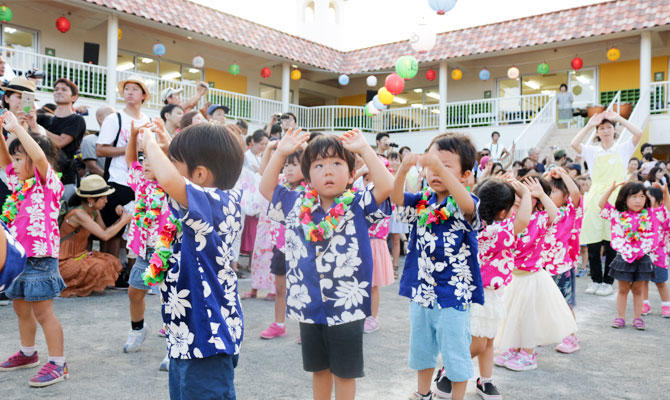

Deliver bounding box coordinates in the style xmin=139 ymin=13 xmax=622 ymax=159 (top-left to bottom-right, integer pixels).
xmin=651 ymin=80 xmax=670 ymax=114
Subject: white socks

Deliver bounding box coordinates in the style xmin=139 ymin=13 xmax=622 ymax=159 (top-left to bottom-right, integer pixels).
xmin=48 ymin=356 xmax=66 ymax=367
xmin=275 ymin=322 xmax=285 ymax=328
xmin=662 ymin=301 xmax=670 ymax=307
xmin=20 ymin=345 xmax=36 ymax=357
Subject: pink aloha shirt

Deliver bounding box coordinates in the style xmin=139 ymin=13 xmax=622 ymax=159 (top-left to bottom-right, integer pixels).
xmin=127 ymin=162 xmax=170 ymax=259
xmin=6 ymin=163 xmax=63 ymax=258
xmin=600 ymin=203 xmax=668 ymax=263
xmin=650 ymin=218 xmax=670 ymax=269
xmin=478 ymin=217 xmax=516 ymax=290
xmin=514 ymin=210 xmax=550 ymax=273
xmin=543 ymin=197 xmax=584 ymax=275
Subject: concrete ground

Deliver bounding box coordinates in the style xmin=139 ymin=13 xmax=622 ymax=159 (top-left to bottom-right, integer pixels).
xmin=0 ymin=263 xmax=668 ymax=400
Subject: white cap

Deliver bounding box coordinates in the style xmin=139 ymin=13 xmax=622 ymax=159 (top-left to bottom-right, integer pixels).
xmin=161 ymin=87 xmax=183 ymax=103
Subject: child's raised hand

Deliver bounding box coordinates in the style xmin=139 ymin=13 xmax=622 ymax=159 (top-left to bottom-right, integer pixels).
xmin=339 ymin=129 xmax=370 ymax=154
xmin=1 ymin=111 xmax=19 ymax=133
xmin=652 ymin=181 xmax=670 ymax=195
xmin=150 ymin=118 xmax=171 ymax=150
xmin=419 ymin=152 xmax=442 ymax=173
xmin=523 ymin=177 xmax=545 ymax=198
xmin=131 ymin=120 xmax=151 ymax=138
xmin=277 ymin=127 xmax=307 ymax=157
xmin=400 ymin=152 xmax=420 ymax=171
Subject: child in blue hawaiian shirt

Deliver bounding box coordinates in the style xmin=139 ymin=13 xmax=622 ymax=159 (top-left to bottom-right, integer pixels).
xmin=392 ymin=133 xmax=484 ymax=400
xmin=0 ymin=221 xmax=26 ymax=293
xmin=259 ymin=128 xmax=393 ymax=400
xmin=143 ymin=122 xmax=245 ymax=400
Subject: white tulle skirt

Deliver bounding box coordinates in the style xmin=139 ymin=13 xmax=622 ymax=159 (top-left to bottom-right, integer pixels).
xmin=495 ymin=269 xmax=577 ymax=350
xmin=470 ymin=288 xmax=506 ymax=339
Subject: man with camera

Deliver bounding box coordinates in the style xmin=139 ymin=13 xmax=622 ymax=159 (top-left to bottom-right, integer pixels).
xmin=161 ymin=81 xmax=209 ymax=113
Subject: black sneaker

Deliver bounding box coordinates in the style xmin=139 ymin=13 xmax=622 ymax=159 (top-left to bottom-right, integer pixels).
xmin=432 ymin=367 xmax=451 ymax=399
xmin=476 ymin=378 xmax=502 ymax=400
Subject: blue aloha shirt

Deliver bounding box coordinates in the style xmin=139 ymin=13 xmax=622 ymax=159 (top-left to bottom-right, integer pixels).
xmin=398 ymin=191 xmax=484 ymax=310
xmin=0 ymin=221 xmax=26 ymax=293
xmin=161 ymin=179 xmax=244 ymax=359
xmin=268 ymin=185 xmax=391 ymax=326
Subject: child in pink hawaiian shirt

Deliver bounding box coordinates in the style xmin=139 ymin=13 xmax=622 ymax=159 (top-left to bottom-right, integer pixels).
xmin=122 ymin=123 xmax=171 ymax=354
xmin=471 ymin=177 xmax=531 ymax=396
xmin=600 ymin=181 xmax=670 ymax=330
xmin=0 ymin=111 xmax=68 ymax=387
xmin=542 ymin=167 xmax=583 ymax=354
xmin=643 ymin=187 xmax=670 ymax=317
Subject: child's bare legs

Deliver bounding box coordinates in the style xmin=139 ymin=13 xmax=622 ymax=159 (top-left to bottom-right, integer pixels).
xmin=470 ymin=336 xmax=494 ymax=379
xmin=128 ymin=287 xmax=147 ymax=323
xmin=657 ymin=282 xmax=670 ymax=302
xmin=13 ymin=299 xmax=37 ymax=348
xmin=274 ymin=275 xmax=286 ymax=324
xmin=313 ymin=370 xmax=333 ymax=400
xmin=417 ymin=369 xmax=433 ymax=395
xmin=15 ymin=299 xmax=64 ymax=357
xmin=631 ymin=281 xmax=645 ymax=319
xmin=616 ymin=280 xmax=631 ymax=319
xmin=333 ymin=376 xmax=356 ymax=400
xmin=451 ymin=381 xmax=467 ymax=400
xmin=371 ymin=286 xmax=380 ymax=319
xmin=391 ymin=233 xmax=401 ymax=271
xmin=643 ymin=281 xmax=649 ymax=301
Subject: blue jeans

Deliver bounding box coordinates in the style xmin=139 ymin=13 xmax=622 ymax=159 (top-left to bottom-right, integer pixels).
xmin=169 ymin=353 xmax=238 ymax=400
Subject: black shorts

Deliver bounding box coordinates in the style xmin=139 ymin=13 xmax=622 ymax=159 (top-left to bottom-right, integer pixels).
xmin=100 ymin=182 xmax=135 ymax=238
xmin=299 ymin=319 xmax=365 ymax=379
xmin=269 ymin=247 xmax=286 ymax=276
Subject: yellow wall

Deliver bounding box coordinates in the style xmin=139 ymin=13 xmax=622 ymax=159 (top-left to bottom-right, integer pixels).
xmin=337 ymin=94 xmax=367 ymax=106
xmin=632 ymin=122 xmax=651 ymax=159
xmin=205 ymin=68 xmax=247 ymax=94
xmin=599 ymin=56 xmax=668 ymax=92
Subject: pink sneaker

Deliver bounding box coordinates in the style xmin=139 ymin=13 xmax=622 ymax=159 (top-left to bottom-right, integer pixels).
xmin=642 ymin=303 xmax=651 ymax=316
xmin=0 ymin=351 xmax=39 ymax=371
xmin=504 ymin=350 xmax=537 ymax=371
xmin=364 ymin=316 xmax=380 ymax=333
xmin=260 ymin=323 xmax=286 ymax=340
xmin=555 ymin=335 xmax=580 ymax=354
xmin=493 ymin=348 xmax=518 ymax=367
xmin=662 ymin=306 xmax=670 ymax=318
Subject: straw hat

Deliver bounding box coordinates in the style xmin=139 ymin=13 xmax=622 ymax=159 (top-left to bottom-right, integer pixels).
xmin=118 ymin=75 xmax=150 ymax=100
xmin=1 ymin=77 xmax=38 ymax=100
xmin=76 ymin=175 xmax=115 ymax=198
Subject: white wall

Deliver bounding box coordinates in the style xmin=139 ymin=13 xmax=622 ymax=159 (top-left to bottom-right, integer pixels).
xmin=649 ymin=115 xmax=670 ymax=144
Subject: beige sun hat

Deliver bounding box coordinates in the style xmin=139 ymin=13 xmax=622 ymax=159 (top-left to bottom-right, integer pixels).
xmin=76 ymin=175 xmax=115 ymax=198
xmin=118 ymin=75 xmax=151 ymax=100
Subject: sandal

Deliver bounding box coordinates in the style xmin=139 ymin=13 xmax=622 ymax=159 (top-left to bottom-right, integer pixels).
xmin=632 ymin=318 xmax=646 ymax=330
xmin=611 ymin=317 xmax=625 ymax=329
xmin=242 ymin=291 xmax=257 ymax=299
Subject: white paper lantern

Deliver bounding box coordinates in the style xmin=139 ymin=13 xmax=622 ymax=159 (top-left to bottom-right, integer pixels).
xmin=507 ymin=66 xmax=520 ymax=79
xmin=409 ymin=21 xmax=436 ymax=53
xmin=366 ymin=75 xmax=378 ymax=87
xmin=192 ymin=56 xmax=204 ymax=69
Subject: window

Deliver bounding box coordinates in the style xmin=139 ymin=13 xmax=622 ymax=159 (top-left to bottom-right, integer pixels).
xmin=568 ymin=69 xmax=596 ymax=107
xmin=116 ymin=51 xmax=203 ymax=82
xmin=1 ymin=24 xmax=37 ymax=52
xmin=260 ymin=84 xmax=293 ymax=103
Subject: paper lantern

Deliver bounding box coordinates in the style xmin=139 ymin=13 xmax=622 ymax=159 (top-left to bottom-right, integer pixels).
xmin=395 ymin=56 xmax=419 ymax=80
xmin=365 ymin=102 xmax=380 ymax=117
xmin=260 ymin=67 xmax=271 ymax=78
xmin=537 ymin=63 xmax=549 ymax=75
xmin=451 ymin=68 xmax=463 ymax=80
xmin=409 ymin=22 xmax=436 ymax=53
xmin=479 ymin=69 xmax=490 ymax=81
xmin=153 ymin=43 xmax=166 ymax=57
xmin=507 ymin=67 xmax=520 ymax=79
xmin=338 ymin=74 xmax=350 ymax=86
xmin=56 ymin=17 xmax=71 ymax=33
xmin=192 ymin=56 xmax=204 ymax=69
xmin=428 ymin=0 xmax=457 ymax=15
xmin=378 ymin=87 xmax=394 ymax=105
xmin=571 ymin=57 xmax=583 ymax=71
xmin=0 ymin=6 xmax=13 ymax=23
xmin=607 ymin=47 xmax=621 ymax=62
xmin=366 ymin=75 xmax=378 ymax=87
xmin=425 ymin=69 xmax=436 ymax=81
xmin=385 ymin=73 xmax=405 ymax=95
xmin=291 ymin=69 xmax=301 ymax=80
xmin=117 ymin=28 xmax=123 ymax=41
xmin=372 ymin=95 xmax=387 ymax=111
xmin=229 ymin=64 xmax=240 ymax=76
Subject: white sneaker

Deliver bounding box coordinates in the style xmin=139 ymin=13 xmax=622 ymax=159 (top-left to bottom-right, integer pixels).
xmin=584 ymin=282 xmax=599 ymax=294
xmin=123 ymin=327 xmax=146 ymax=353
xmin=595 ymin=283 xmax=613 ymax=296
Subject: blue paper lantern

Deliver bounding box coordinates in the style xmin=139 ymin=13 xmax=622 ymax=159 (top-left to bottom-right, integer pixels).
xmin=153 ymin=43 xmax=166 ymax=57
xmin=372 ymin=95 xmax=387 ymax=111
xmin=428 ymin=0 xmax=457 ymax=15
xmin=338 ymin=74 xmax=350 ymax=86
xmin=479 ymin=69 xmax=491 ymax=81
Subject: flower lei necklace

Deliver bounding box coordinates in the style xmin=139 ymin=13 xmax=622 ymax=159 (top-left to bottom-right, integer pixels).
xmin=287 ymin=180 xmax=308 ymax=192
xmin=416 ymin=188 xmax=457 ymax=228
xmin=300 ymin=188 xmax=355 ymax=242
xmin=142 ymin=215 xmax=182 ymax=286
xmin=133 ymin=184 xmax=166 ymax=228
xmin=620 ymin=209 xmax=650 ymax=242
xmin=1 ymin=177 xmax=36 ymax=224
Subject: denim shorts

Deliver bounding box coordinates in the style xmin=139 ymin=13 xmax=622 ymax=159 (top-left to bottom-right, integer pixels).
xmin=128 ymin=249 xmax=154 ymax=291
xmin=652 ymin=265 xmax=669 ymax=284
xmin=169 ymin=353 xmax=238 ymax=400
xmin=552 ymin=267 xmax=576 ymax=308
xmin=409 ymin=302 xmax=473 ymax=382
xmin=6 ymin=257 xmax=65 ymax=301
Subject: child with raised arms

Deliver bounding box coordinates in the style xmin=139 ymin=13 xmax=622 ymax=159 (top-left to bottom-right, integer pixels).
xmin=392 ymin=133 xmax=484 ymax=400
xmin=260 ymin=128 xmax=393 ymax=400
xmin=142 ymin=123 xmax=245 ymax=399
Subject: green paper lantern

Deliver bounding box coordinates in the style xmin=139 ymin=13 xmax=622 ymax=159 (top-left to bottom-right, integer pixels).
xmin=0 ymin=5 xmax=12 ymax=23
xmin=395 ymin=55 xmax=419 ymax=80
xmin=537 ymin=62 xmax=549 ymax=75
xmin=229 ymin=64 xmax=240 ymax=76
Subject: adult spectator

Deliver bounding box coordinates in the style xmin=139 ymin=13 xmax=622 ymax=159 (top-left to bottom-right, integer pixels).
xmin=244 ymin=130 xmax=269 ymax=173
xmin=571 ymin=110 xmax=642 ymax=297
xmin=2 ymin=77 xmax=44 ymax=136
xmin=179 ymin=110 xmax=206 ymax=130
xmin=486 ymin=131 xmax=509 ymax=161
xmin=236 ymin=119 xmax=248 ymax=136
xmin=626 ymin=157 xmax=641 ymax=181
xmin=42 ymin=78 xmax=86 ymax=201
xmin=280 ymin=112 xmax=297 ymax=135
xmin=398 ymin=146 xmax=411 ymax=160
xmin=553 ymin=149 xmax=567 ymax=167
xmin=376 ymin=132 xmax=390 ymax=156
xmin=96 ymin=75 xmax=150 ymax=269
xmin=269 ymin=123 xmax=282 ymax=141
xmin=36 ymin=103 xmax=56 ymax=127
xmin=528 ymin=147 xmax=545 ymax=172
xmin=80 ymin=106 xmax=114 ymax=177
xmin=265 ymin=113 xmax=281 ymax=136
xmin=557 ymin=83 xmax=574 ymax=125
xmin=639 ymin=142 xmax=656 ymax=177
xmin=160 ymin=82 xmax=208 ymax=112
xmin=159 ymin=103 xmax=183 ymax=137
xmin=207 ymin=104 xmax=229 ymax=124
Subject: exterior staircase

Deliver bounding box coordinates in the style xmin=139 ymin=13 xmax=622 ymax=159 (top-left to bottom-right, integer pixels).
xmin=536 ymin=127 xmax=582 ymax=162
